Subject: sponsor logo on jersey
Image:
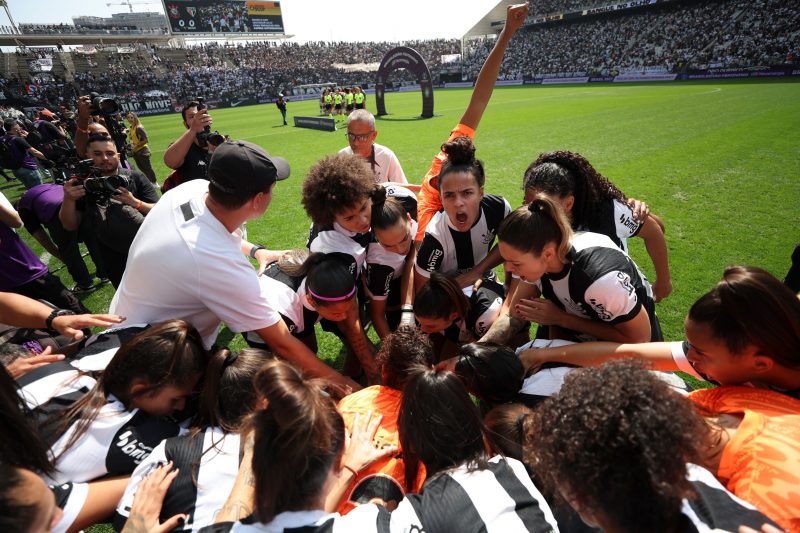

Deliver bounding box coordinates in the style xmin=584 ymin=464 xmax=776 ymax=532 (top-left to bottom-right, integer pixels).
xmin=588 ymin=299 xmax=613 ymax=320
xmin=618 ymin=213 xmax=639 ymax=233
xmin=616 ymin=271 xmax=635 ymax=295
xmin=426 ymin=249 xmax=443 ymax=271
xmin=115 ymin=430 xmax=155 ymax=464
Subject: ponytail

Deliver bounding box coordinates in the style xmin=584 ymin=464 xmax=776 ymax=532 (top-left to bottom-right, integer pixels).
xmin=280 ymin=251 xmax=357 ymax=307
xmin=370 ymin=186 xmax=407 ymax=231
xmin=415 ymin=272 xmax=470 ymax=323
xmin=193 ymin=348 xmax=267 ymax=434
xmin=497 ymin=195 xmax=573 ymax=263
xmin=437 ymin=136 xmax=485 ymax=189
xmin=524 ymin=151 xmax=626 ymax=228
xmin=250 ymin=360 xmax=344 ymax=522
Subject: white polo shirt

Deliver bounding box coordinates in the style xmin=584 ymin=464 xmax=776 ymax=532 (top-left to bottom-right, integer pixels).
xmin=110 ymin=180 xmax=281 ymax=348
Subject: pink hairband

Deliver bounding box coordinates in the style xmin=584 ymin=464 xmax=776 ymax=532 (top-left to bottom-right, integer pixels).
xmin=307 ymin=286 xmax=356 ymax=302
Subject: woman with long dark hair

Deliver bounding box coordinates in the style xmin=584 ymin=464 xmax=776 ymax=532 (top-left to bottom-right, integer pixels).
xmin=40 ymin=320 xmax=208 ymax=485
xmin=115 ymin=348 xmax=266 ymax=531
xmin=522 ymin=150 xmax=671 ymax=301
xmin=497 ymin=196 xmax=661 ymax=343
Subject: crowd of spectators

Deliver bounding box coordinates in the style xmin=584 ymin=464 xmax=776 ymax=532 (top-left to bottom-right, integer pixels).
xmin=465 ymin=0 xmax=799 ymax=78
xmin=0 ymin=0 xmax=796 ymax=108
xmin=17 ymin=22 xmax=168 ymax=35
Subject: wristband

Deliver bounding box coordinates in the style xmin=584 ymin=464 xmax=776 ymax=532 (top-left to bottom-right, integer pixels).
xmin=249 ymin=244 xmax=266 ymax=259
xmin=135 ymin=200 xmax=142 ymax=209
xmin=400 ymin=304 xmax=414 ymax=313
xmin=46 ymin=309 xmax=75 ymax=330
xmin=341 ymin=464 xmax=358 ymax=478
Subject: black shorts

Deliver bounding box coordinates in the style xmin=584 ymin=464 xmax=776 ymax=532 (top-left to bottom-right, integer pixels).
xmin=325 ymin=104 xmax=333 ymax=110
xmin=355 ymin=103 xmax=365 ymax=109
xmin=346 ymin=104 xmax=354 ymax=111
xmin=335 ymin=104 xmax=342 ymax=110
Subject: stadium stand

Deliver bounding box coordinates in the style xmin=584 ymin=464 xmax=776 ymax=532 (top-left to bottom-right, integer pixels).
xmin=0 ymin=0 xmax=796 ymax=110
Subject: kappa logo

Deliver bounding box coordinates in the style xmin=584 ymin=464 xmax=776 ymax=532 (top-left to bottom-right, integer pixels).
xmin=426 ymin=249 xmax=443 ymax=270
xmin=115 ymin=430 xmax=154 ymax=464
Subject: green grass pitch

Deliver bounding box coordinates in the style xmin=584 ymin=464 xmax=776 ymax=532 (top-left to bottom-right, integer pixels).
xmin=4 ymin=78 xmax=800 ymax=368
xmin=3 ymin=78 xmax=796 ymax=533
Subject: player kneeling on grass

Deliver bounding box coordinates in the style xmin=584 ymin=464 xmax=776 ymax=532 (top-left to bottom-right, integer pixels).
xmin=496 ymin=195 xmax=662 ymax=344
xmin=244 ymin=250 xmax=379 ymax=384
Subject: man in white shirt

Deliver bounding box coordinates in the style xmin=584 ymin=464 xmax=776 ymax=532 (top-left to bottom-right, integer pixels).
xmin=110 ymin=140 xmax=360 ymax=393
xmin=338 ymin=110 xmax=419 ymax=192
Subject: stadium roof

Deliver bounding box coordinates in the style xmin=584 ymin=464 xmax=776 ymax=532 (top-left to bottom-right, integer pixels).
xmin=462 ymin=0 xmax=517 ymax=39
xmin=0 ymin=33 xmax=173 ymax=46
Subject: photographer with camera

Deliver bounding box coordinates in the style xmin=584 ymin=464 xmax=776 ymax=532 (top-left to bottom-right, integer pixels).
xmin=59 ymin=135 xmax=158 ymax=288
xmin=162 ymin=99 xmax=224 ymax=190
xmin=73 ymin=94 xmax=129 ymax=165
xmin=1 ymin=119 xmax=54 ymax=189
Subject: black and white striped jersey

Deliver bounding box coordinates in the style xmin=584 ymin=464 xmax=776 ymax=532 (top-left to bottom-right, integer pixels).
xmin=579 ymin=198 xmax=642 ymax=253
xmin=415 ymin=194 xmax=511 ymax=279
xmin=71 ymin=324 xmax=151 ymax=372
xmin=44 ymin=394 xmax=182 ymax=485
xmin=440 ymin=280 xmax=504 ymax=343
xmin=385 ymin=455 xmax=558 ymax=533
xmin=115 ymin=428 xmax=241 ymax=532
xmin=307 ymin=222 xmax=371 ymax=276
xmin=683 ymin=463 xmax=780 ymax=531
xmin=245 ymin=262 xmax=321 ymax=344
xmin=200 ymin=456 xmax=558 ymax=533
xmin=308 ymin=185 xmax=417 ymax=277
xmin=533 ymin=231 xmax=661 ymax=341
xmin=365 ymin=220 xmax=418 ymax=301
xmin=16 ymin=359 xmax=95 ymax=411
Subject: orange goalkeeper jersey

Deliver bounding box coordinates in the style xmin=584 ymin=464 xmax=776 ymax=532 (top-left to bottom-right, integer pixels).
xmin=689 ymin=386 xmax=800 ymax=532
xmin=336 ymin=386 xmax=425 ymax=515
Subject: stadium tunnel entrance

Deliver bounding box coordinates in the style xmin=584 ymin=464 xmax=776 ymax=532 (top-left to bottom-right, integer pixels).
xmin=374 ymin=46 xmax=434 ymax=118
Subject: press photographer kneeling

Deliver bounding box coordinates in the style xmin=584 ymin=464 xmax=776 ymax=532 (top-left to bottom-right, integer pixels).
xmin=59 ymin=135 xmax=158 ymax=288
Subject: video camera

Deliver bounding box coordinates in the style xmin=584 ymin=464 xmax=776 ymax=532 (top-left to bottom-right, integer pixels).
xmin=195 ymin=97 xmax=225 ymax=149
xmin=72 ymin=159 xmax=131 ymax=197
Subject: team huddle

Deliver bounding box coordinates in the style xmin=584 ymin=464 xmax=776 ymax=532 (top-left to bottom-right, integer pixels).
xmin=1 ymin=4 xmax=799 ymax=533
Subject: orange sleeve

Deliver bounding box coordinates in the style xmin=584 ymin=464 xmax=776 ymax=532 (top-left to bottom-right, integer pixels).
xmin=416 ymin=123 xmax=476 ymax=241
xmin=689 ymin=385 xmax=800 ymax=417
xmin=718 ymin=411 xmax=800 ymax=532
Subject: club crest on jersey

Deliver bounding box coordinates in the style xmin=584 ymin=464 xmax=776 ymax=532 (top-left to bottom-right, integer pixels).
xmin=481 ymin=230 xmax=495 ymax=245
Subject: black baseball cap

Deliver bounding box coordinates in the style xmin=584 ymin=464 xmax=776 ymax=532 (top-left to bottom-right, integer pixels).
xmin=208 ymin=140 xmax=290 ymax=196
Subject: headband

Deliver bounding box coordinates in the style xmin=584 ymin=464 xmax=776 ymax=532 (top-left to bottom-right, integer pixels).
xmin=308 ymin=285 xmax=356 ymax=302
